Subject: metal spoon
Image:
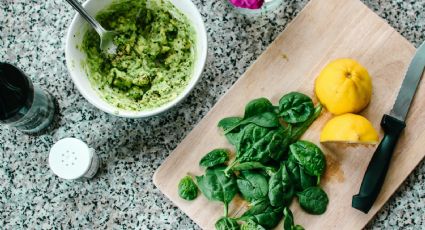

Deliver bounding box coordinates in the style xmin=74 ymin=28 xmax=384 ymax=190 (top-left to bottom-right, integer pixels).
xmin=65 ymin=0 xmax=118 ymax=55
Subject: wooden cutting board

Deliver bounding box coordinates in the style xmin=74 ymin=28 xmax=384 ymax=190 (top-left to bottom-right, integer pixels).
xmin=154 ymin=0 xmax=424 ymax=229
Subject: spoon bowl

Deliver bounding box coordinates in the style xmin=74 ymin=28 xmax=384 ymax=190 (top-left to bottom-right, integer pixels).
xmin=65 ymin=0 xmax=118 ymax=55
xmin=99 ymin=30 xmax=118 ymax=55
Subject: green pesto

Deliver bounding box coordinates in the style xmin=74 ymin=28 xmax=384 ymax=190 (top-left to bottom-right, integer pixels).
xmin=82 ymin=0 xmax=195 ymax=111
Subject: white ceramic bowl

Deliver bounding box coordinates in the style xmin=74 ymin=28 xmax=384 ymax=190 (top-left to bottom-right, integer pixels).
xmin=65 ymin=0 xmax=207 ymax=118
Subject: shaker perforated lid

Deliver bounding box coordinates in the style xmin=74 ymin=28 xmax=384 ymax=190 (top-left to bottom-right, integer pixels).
xmin=49 ymin=138 xmax=93 ymax=180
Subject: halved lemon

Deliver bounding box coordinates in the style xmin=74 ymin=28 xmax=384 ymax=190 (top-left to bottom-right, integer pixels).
xmin=315 ymin=58 xmax=372 ymax=115
xmin=320 ymin=113 xmax=379 ymax=144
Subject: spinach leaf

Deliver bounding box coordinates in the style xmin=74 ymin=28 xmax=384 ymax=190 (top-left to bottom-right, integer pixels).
xmin=285 ymin=157 xmax=301 ymax=186
xmin=241 ymin=199 xmax=269 ymax=215
xmin=234 ymin=112 xmax=279 ymax=132
xmin=236 ymin=124 xmax=290 ymax=163
xmin=236 ymin=171 xmax=268 ymax=202
xmin=178 ymin=176 xmax=198 ymax=201
xmin=199 ymin=149 xmax=229 ymax=168
xmin=240 ymin=219 xmax=266 ymax=230
xmin=215 ymin=217 xmax=240 ymax=230
xmin=221 ymin=98 xmax=279 ymax=134
xmin=223 ymin=113 xmax=280 ymax=135
xmin=283 ymin=207 xmax=294 ymax=230
xmin=218 ymin=117 xmax=244 ymax=145
xmin=297 ymin=187 xmax=329 ymax=215
xmin=299 ymin=167 xmax=317 ymax=190
xmin=283 ymin=207 xmax=305 ymax=230
xmin=226 ymin=132 xmax=243 ymax=147
xmin=239 ymin=199 xmax=283 ymax=229
xmin=289 ymin=104 xmax=322 ymax=143
xmin=225 ymin=161 xmax=277 ymax=178
xmin=196 ymin=166 xmax=238 ymax=216
xmin=286 ymin=155 xmax=317 ymax=192
xmin=244 ymin=98 xmax=275 ymax=118
xmin=231 ymin=162 xmax=269 ymax=171
xmin=218 ymin=117 xmax=243 ymax=131
xmin=278 ymin=92 xmax=314 ymax=124
xmin=225 ymin=162 xmax=276 ymax=176
xmin=289 ymin=141 xmax=326 ymax=179
xmin=268 ymin=164 xmax=294 ymax=207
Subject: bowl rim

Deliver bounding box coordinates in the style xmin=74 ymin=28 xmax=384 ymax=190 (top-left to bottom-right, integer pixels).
xmin=65 ymin=0 xmax=208 ymax=118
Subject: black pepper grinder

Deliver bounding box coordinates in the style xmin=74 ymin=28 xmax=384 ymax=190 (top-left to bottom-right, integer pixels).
xmin=0 ymin=62 xmax=56 ymax=133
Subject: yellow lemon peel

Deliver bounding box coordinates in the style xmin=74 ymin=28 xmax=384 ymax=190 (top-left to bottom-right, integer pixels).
xmin=320 ymin=113 xmax=379 ymax=144
xmin=315 ymin=58 xmax=372 ymax=115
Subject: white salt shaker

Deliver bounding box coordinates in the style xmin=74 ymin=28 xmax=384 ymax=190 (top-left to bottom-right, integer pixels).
xmin=49 ymin=138 xmax=100 ymax=180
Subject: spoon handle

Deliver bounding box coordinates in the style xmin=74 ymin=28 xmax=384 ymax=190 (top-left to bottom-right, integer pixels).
xmin=65 ymin=0 xmax=106 ymax=35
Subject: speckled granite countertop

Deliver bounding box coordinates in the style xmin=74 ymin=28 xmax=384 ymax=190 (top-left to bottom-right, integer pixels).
xmin=1 ymin=0 xmax=424 ymax=229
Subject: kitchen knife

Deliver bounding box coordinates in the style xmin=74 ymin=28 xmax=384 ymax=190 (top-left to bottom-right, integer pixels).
xmin=352 ymin=41 xmax=425 ymax=213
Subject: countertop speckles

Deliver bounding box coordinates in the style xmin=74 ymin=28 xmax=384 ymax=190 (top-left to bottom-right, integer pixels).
xmin=1 ymin=0 xmax=424 ymax=229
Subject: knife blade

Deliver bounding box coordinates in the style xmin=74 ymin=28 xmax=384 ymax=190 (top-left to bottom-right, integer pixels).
xmin=352 ymin=41 xmax=425 ymax=213
xmin=390 ymin=42 xmax=425 ymax=121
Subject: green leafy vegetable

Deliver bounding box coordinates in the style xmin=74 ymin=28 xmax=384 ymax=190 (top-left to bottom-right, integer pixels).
xmin=227 ymin=132 xmax=243 ymax=147
xmin=230 ymin=162 xmax=269 ymax=171
xmin=196 ymin=166 xmax=238 ymax=216
xmin=289 ymin=104 xmax=322 ymax=143
xmin=234 ymin=112 xmax=279 ymax=131
xmin=278 ymin=92 xmax=314 ymax=124
xmin=227 ymin=162 xmax=276 ymax=176
xmin=240 ymin=199 xmax=269 ymax=217
xmin=184 ymin=92 xmax=328 ymax=227
xmin=286 ymin=155 xmax=317 ymax=192
xmin=240 ymin=219 xmax=266 ymax=230
xmin=218 ymin=117 xmax=244 ymax=145
xmin=239 ymin=199 xmax=283 ymax=229
xmin=178 ymin=176 xmax=198 ymax=201
xmin=200 ymin=149 xmax=229 ymax=168
xmin=220 ymin=98 xmax=279 ymax=135
xmin=283 ymin=207 xmax=294 ymax=230
xmin=223 ymin=123 xmax=290 ymax=175
xmin=215 ymin=217 xmax=240 ymax=230
xmin=283 ymin=207 xmax=305 ymax=230
xmin=299 ymin=167 xmax=317 ymax=190
xmin=244 ymin=98 xmax=275 ymax=118
xmin=268 ymin=164 xmax=294 ymax=207
xmin=236 ymin=171 xmax=268 ymax=202
xmin=285 ymin=157 xmax=301 ymax=186
xmin=236 ymin=124 xmax=290 ymax=163
xmin=297 ymin=187 xmax=329 ymax=215
xmin=218 ymin=117 xmax=243 ymax=131
xmin=289 ymin=140 xmax=326 ymax=180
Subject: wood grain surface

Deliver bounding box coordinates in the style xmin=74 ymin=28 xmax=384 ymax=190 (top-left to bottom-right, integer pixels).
xmin=154 ymin=0 xmax=423 ymax=229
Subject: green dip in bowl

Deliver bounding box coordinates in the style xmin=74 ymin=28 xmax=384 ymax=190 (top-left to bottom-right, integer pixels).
xmin=81 ymin=0 xmax=196 ymax=111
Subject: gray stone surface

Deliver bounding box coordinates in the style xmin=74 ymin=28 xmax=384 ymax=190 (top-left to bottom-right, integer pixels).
xmin=0 ymin=0 xmax=424 ymax=229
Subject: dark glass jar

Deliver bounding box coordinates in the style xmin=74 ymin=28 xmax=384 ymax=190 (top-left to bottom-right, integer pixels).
xmin=0 ymin=62 xmax=56 ymax=133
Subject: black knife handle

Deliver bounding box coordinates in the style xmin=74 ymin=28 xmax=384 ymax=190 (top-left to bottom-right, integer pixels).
xmin=352 ymin=114 xmax=406 ymax=213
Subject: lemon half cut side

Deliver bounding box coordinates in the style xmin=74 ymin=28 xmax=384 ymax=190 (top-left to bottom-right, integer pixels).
xmin=320 ymin=113 xmax=379 ymax=144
